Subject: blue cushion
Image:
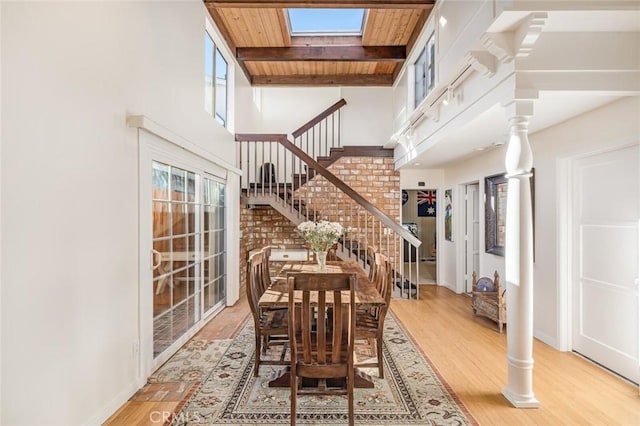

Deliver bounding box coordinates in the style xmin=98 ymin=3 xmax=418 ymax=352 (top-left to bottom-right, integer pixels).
xmin=476 ymin=277 xmax=495 ymax=292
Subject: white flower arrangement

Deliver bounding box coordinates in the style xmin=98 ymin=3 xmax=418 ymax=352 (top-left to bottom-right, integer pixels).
xmin=296 ymin=220 xmax=344 ymax=252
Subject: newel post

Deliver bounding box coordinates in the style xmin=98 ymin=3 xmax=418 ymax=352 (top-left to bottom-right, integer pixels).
xmin=502 ymin=101 xmax=539 ymax=408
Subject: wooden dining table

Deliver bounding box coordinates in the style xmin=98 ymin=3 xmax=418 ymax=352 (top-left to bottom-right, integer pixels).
xmin=260 ymin=260 xmax=385 ymax=308
xmin=258 ymin=260 xmax=385 ymax=388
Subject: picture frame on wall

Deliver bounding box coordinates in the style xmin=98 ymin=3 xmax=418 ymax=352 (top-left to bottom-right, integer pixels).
xmin=484 ymin=169 xmax=535 ymax=257
xmin=484 ymin=173 xmax=507 ymax=256
xmin=444 ymin=189 xmax=453 ymax=241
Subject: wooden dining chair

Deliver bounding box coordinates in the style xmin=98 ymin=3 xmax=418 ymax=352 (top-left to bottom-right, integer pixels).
xmin=355 ymin=254 xmax=392 ymax=378
xmin=366 ymin=245 xmax=378 ymax=283
xmin=287 ymin=272 xmax=356 ymax=426
xmin=247 ymin=251 xmax=289 ymax=376
xmin=261 ymin=245 xmax=285 ymax=287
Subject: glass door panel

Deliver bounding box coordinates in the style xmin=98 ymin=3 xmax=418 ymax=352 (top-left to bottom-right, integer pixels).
xmin=151 ymin=162 xmax=226 ymax=359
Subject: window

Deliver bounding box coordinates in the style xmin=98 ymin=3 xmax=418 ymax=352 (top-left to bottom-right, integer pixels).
xmin=205 ymin=31 xmax=228 ymax=127
xmin=287 ymin=8 xmax=365 ymax=35
xmin=215 ymin=49 xmax=228 ymax=126
xmin=414 ymin=34 xmax=435 ymax=108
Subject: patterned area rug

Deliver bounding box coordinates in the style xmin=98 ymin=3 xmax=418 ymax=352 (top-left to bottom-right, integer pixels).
xmin=149 ymin=339 xmax=233 ymax=383
xmin=164 ymin=314 xmax=475 ymax=425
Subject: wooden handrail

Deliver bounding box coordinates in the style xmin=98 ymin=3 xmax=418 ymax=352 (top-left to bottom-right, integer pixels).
xmin=291 ymin=98 xmax=347 ymax=138
xmin=235 ymin=133 xmax=421 ymax=248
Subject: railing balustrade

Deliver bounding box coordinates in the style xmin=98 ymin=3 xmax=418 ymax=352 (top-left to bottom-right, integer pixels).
xmin=236 ymin=133 xmax=421 ymax=300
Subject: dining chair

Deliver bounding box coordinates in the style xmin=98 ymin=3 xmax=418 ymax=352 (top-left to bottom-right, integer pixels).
xmin=287 ymin=272 xmax=356 ymax=426
xmin=247 ymin=251 xmax=289 ymax=376
xmin=366 ymin=245 xmax=378 ymax=283
xmin=355 ymin=254 xmax=392 ymax=378
xmin=261 ymin=245 xmax=285 ymax=287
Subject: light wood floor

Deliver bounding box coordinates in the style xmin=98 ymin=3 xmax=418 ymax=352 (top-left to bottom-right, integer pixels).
xmin=106 ymin=285 xmax=640 ymax=425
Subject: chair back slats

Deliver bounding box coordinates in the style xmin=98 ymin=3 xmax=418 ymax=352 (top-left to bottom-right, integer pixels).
xmin=317 ymin=292 xmax=327 ymax=364
xmin=288 ymin=272 xmax=355 ymax=374
xmin=301 ymin=290 xmax=312 ymax=364
xmin=247 ymin=251 xmax=264 ymax=321
xmin=331 ymin=290 xmax=345 ymax=363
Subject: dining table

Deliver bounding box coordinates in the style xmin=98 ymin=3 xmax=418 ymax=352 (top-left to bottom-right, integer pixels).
xmin=258 ymin=260 xmax=385 ymax=388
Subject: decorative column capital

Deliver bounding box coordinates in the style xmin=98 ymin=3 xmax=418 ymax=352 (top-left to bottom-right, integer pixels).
xmin=505 ymin=114 xmax=533 ymax=178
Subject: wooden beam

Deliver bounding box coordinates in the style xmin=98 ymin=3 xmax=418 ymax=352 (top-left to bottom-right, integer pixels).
xmin=237 ymin=46 xmax=405 ymax=62
xmin=205 ymin=5 xmax=237 ymax=56
xmin=205 ymin=0 xmax=435 ymax=8
xmin=251 ymin=73 xmax=394 ymax=86
xmin=406 ymin=8 xmax=431 ymax=57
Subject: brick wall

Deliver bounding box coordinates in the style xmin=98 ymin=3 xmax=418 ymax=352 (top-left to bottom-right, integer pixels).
xmin=238 ymin=156 xmax=400 ymax=297
xmin=294 ymin=156 xmax=401 ymax=261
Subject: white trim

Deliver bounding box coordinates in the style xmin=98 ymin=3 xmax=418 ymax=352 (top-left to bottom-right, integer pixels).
xmin=534 ymin=330 xmax=557 ymax=349
xmin=137 ymin=130 xmax=233 ymax=380
xmin=82 ymin=382 xmax=141 ymax=426
xmin=556 ymin=156 xmax=572 ymax=351
xmin=127 ymin=115 xmax=241 ymax=175
xmin=454 ymin=183 xmax=466 ymax=293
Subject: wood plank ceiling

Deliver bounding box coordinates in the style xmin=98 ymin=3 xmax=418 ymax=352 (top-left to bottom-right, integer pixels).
xmin=204 ymin=0 xmax=435 ymax=86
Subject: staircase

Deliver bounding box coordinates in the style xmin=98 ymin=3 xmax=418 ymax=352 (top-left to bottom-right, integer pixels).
xmin=236 ymin=99 xmax=422 ymax=299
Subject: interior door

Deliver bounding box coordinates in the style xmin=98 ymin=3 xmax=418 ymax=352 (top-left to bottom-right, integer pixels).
xmin=465 ymin=183 xmax=480 ymax=293
xmin=572 ymin=144 xmax=639 ymax=384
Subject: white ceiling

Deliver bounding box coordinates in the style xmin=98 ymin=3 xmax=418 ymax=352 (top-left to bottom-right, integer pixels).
xmin=400 ymin=92 xmax=622 ymax=169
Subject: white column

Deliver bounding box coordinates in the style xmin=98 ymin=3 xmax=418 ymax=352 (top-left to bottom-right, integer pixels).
xmin=502 ymin=104 xmax=539 ymax=408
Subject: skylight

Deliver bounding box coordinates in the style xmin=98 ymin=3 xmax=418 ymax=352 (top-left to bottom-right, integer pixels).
xmin=288 ymin=8 xmax=365 ymax=35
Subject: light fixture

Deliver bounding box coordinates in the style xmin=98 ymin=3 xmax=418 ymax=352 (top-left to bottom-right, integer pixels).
xmin=439 ymin=15 xmax=447 ymax=28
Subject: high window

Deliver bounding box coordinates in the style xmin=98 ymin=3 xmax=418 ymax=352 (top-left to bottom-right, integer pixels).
xmin=287 ymin=8 xmax=365 ymax=35
xmin=205 ymin=31 xmax=228 ymax=127
xmin=414 ymin=34 xmax=435 ymax=108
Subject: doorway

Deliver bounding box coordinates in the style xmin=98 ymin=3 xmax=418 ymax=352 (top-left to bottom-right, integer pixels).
xmin=151 ymin=162 xmax=227 ymax=358
xmin=571 ymin=144 xmax=639 ymax=384
xmin=401 ymin=189 xmax=437 ymax=284
xmin=464 ymin=183 xmax=480 ymax=293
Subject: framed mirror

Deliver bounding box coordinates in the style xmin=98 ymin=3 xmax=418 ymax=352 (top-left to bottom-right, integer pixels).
xmin=485 ymin=173 xmax=508 ymax=256
xmin=484 ymin=170 xmax=535 ymax=257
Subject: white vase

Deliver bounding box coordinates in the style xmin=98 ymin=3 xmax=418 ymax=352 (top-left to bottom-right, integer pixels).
xmin=315 ymin=250 xmax=328 ymax=272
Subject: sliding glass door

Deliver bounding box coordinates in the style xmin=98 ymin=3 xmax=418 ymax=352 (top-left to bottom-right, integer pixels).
xmin=151 ymin=161 xmax=226 ymax=357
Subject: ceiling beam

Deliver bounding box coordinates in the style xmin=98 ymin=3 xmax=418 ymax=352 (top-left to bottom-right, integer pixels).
xmin=251 ymin=73 xmax=394 ymax=86
xmin=237 ymin=46 xmax=405 ymax=62
xmin=205 ymin=0 xmax=435 ymax=9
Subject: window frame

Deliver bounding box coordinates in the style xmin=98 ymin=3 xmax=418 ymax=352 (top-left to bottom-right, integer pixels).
xmin=414 ymin=33 xmax=435 ymax=108
xmin=205 ymin=29 xmax=228 ymax=128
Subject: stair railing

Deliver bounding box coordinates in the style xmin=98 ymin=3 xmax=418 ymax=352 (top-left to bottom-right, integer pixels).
xmin=236 ymin=133 xmax=422 ymax=299
xmin=291 ymin=98 xmax=346 ymax=161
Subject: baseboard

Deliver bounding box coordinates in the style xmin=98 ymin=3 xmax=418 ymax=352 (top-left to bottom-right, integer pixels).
xmin=533 ymin=330 xmax=558 ymax=349
xmin=440 ymin=282 xmax=457 ymax=293
xmin=82 ymin=380 xmax=142 ymax=426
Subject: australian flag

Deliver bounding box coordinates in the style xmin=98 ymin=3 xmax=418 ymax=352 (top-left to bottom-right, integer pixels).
xmin=417 ymin=190 xmax=437 ymax=217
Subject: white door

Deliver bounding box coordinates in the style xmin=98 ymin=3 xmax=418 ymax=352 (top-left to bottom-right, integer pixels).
xmin=572 ymin=144 xmax=639 ymax=384
xmin=465 ymin=183 xmax=480 ymax=293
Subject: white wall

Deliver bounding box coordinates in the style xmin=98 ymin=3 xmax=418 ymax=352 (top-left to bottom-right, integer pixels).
xmin=400 ymin=168 xmax=445 ymax=189
xmin=1 ymin=2 xmax=239 ymax=425
xmin=441 ymin=96 xmax=640 ymax=347
xmin=243 ymin=86 xmax=393 ymax=147
xmin=340 ymin=87 xmax=393 ymax=146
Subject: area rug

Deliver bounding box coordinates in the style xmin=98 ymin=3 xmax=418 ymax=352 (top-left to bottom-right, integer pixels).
xmin=149 ymin=339 xmax=233 ymax=383
xmin=167 ymin=314 xmax=475 ymax=425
